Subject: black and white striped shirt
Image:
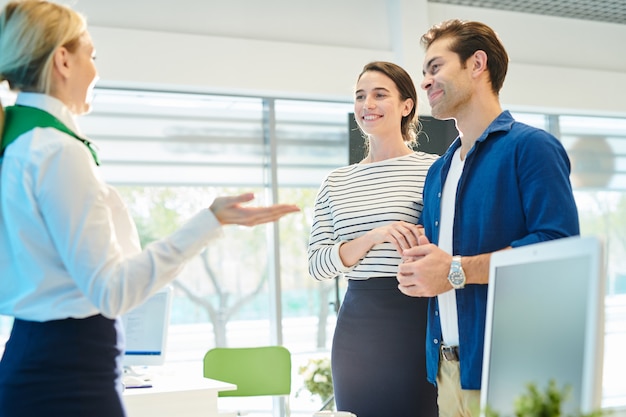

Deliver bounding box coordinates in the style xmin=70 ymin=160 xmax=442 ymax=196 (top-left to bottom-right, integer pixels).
xmin=308 ymin=152 xmax=438 ymax=281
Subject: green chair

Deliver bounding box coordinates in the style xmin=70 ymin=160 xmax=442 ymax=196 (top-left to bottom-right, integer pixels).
xmin=203 ymin=346 xmax=292 ymax=416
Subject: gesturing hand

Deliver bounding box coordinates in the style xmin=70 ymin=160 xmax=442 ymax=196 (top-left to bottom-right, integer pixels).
xmin=210 ymin=193 xmax=300 ymax=226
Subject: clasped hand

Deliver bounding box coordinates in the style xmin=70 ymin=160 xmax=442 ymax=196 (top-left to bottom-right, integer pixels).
xmin=368 ymin=221 xmax=425 ymax=253
xmin=397 ymin=234 xmax=453 ymax=297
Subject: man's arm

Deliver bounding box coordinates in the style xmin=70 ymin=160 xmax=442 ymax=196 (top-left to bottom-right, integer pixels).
xmin=396 ymin=234 xmax=510 ymax=297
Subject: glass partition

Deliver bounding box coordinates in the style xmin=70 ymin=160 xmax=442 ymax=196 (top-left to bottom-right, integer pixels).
xmin=1 ymin=84 xmax=624 ymax=413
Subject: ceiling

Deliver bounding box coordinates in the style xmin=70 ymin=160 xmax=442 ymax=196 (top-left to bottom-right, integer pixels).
xmin=65 ymin=0 xmax=626 ymax=49
xmin=430 ymin=0 xmax=626 ymax=25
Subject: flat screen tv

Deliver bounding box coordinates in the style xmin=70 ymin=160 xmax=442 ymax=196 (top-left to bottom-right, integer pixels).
xmin=480 ymin=236 xmax=604 ymax=416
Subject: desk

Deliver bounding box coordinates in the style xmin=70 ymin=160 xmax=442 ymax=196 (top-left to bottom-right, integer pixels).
xmin=123 ymin=376 xmax=237 ymax=417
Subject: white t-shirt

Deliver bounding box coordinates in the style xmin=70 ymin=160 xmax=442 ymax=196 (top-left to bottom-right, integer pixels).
xmin=437 ymin=147 xmax=464 ymax=347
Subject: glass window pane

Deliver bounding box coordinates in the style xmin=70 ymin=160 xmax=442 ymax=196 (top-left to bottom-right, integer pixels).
xmin=85 ymin=90 xmax=278 ymax=373
xmin=510 ymin=111 xmax=548 ymax=129
xmin=274 ymin=99 xmax=352 ymax=412
xmin=83 ymin=89 xmax=267 ymax=186
xmin=565 ymin=114 xmax=626 ymax=408
xmin=275 ymin=99 xmax=352 ymax=187
xmin=561 ymin=115 xmax=626 ymax=191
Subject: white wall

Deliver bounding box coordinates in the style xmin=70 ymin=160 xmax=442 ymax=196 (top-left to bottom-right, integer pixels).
xmin=4 ymin=0 xmax=626 ymax=116
xmin=86 ymin=0 xmax=415 ymax=103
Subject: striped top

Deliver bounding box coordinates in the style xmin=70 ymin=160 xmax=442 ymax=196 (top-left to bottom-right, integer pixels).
xmin=308 ymin=152 xmax=438 ymax=281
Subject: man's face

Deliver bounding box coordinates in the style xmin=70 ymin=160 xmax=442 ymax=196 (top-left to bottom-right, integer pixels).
xmin=421 ymin=37 xmax=473 ymax=120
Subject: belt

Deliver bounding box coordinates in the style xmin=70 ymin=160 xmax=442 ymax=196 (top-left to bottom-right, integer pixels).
xmin=441 ymin=345 xmax=460 ymax=361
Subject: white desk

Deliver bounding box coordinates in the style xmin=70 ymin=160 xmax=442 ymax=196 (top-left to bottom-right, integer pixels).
xmin=123 ymin=376 xmax=237 ymax=417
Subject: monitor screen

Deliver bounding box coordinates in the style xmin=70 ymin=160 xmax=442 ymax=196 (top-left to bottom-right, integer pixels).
xmin=121 ymin=286 xmax=173 ymax=367
xmin=480 ymin=236 xmax=604 ymax=416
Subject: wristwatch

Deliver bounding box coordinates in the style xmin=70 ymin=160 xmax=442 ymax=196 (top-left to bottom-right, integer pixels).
xmin=448 ymin=255 xmax=466 ymax=289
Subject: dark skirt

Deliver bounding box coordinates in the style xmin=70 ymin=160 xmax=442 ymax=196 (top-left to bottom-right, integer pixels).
xmin=0 ymin=314 xmax=126 ymax=417
xmin=331 ymin=278 xmax=438 ymax=417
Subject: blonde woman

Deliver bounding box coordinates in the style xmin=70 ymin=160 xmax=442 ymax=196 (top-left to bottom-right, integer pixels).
xmin=0 ymin=1 xmax=298 ymax=416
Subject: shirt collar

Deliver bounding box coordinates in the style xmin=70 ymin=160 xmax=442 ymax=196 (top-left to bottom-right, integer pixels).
xmin=443 ymin=110 xmax=514 ymax=160
xmin=14 ymin=92 xmax=86 ymax=139
xmin=475 ymin=110 xmax=514 ymax=144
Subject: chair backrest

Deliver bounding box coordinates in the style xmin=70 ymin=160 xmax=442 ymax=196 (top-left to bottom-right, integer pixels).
xmin=203 ymin=346 xmax=291 ymax=397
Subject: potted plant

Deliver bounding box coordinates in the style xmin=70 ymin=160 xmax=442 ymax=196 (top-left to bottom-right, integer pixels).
xmin=297 ymin=357 xmax=334 ymax=410
xmin=486 ymin=380 xmax=608 ymax=417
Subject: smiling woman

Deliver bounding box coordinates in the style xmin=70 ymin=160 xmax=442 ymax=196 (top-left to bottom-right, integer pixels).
xmin=308 ymin=61 xmax=439 ymax=417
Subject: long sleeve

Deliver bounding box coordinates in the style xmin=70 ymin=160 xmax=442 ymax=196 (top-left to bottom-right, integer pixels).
xmin=307 ymin=153 xmax=437 ymax=282
xmin=0 ymin=93 xmax=224 ymax=321
xmin=307 ymin=178 xmax=352 ymax=281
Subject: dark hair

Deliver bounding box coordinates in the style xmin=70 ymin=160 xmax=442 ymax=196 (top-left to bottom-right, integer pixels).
xmin=421 ymin=19 xmax=509 ymax=95
xmin=356 ymin=61 xmax=418 ymax=145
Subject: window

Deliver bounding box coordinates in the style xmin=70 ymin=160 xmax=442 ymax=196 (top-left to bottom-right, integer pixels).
xmin=86 ymin=88 xmax=354 ymax=414
xmin=1 ymin=86 xmax=624 ymax=413
xmin=560 ymin=114 xmax=626 ymax=408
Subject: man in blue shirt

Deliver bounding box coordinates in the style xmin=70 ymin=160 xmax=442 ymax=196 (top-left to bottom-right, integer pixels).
xmin=396 ymin=19 xmax=579 ymax=417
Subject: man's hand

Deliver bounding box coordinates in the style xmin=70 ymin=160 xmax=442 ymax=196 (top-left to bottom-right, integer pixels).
xmin=397 ymin=235 xmax=453 ymax=297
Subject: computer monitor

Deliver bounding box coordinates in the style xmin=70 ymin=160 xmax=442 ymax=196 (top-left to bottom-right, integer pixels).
xmin=480 ymin=236 xmax=604 ymax=416
xmin=121 ymin=286 xmax=173 ymax=368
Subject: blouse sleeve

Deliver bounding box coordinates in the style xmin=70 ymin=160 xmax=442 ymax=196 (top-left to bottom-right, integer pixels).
xmin=37 ymin=131 xmax=222 ymax=317
xmin=307 ymin=178 xmax=352 ymax=281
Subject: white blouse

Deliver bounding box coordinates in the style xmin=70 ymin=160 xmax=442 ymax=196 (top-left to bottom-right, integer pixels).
xmin=0 ymin=93 xmax=222 ymax=321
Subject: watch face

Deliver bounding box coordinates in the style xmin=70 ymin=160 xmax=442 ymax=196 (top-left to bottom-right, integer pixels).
xmin=449 ymin=270 xmax=465 ymax=288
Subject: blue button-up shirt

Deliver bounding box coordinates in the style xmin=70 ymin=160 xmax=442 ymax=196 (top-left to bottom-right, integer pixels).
xmin=419 ymin=111 xmax=580 ymax=389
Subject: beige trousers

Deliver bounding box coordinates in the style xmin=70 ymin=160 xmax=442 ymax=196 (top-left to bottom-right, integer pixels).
xmin=436 ymin=354 xmax=481 ymax=417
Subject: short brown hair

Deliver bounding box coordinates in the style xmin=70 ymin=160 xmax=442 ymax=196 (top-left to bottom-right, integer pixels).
xmin=421 ymin=19 xmax=509 ymax=95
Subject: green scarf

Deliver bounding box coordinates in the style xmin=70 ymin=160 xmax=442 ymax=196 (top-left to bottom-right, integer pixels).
xmin=0 ymin=105 xmax=100 ymax=165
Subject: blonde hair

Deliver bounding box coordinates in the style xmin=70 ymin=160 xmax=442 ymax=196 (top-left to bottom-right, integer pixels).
xmin=0 ymin=0 xmax=86 ymax=132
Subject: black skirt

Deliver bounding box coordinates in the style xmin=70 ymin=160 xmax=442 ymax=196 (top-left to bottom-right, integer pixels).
xmin=331 ymin=278 xmax=438 ymax=417
xmin=0 ymin=314 xmax=126 ymax=417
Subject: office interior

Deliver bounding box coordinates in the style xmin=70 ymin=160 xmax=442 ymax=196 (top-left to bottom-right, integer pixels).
xmin=0 ymin=0 xmax=625 ymax=416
